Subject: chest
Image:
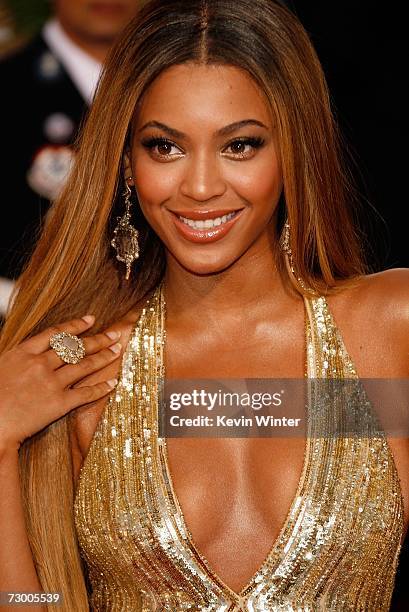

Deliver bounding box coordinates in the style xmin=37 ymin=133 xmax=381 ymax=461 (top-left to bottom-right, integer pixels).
xmin=164 ymin=436 xmax=306 ymax=592
xmin=72 ymin=288 xmax=409 ymax=610
xmin=74 ymin=362 xmax=405 ymax=602
xmin=164 ymin=312 xmax=306 ymax=378
xmin=73 ymin=298 xmax=407 ymax=603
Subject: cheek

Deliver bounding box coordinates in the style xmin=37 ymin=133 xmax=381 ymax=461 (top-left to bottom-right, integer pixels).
xmin=226 ymin=154 xmax=283 ymax=204
xmin=133 ymin=156 xmax=181 ymax=208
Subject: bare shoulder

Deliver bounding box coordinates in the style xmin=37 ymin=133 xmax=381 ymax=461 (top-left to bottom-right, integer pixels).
xmin=330 ymin=268 xmax=409 ymax=317
xmin=326 ymin=269 xmax=409 ymax=377
xmin=354 ymin=267 xmax=409 ymax=307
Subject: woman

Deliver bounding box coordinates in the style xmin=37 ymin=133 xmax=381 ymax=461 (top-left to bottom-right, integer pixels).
xmin=0 ymin=0 xmax=408 ymax=610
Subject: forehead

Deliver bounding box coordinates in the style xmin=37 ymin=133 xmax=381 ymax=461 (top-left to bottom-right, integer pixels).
xmin=134 ymin=63 xmax=273 ymax=129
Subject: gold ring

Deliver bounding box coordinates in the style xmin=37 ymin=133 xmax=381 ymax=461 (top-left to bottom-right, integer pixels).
xmin=49 ymin=331 xmax=86 ymax=364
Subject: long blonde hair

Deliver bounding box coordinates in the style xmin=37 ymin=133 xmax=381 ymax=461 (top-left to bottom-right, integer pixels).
xmin=0 ymin=1 xmax=368 ymax=608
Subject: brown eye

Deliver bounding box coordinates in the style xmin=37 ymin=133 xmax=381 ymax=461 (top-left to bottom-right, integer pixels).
xmin=223 ymin=137 xmax=265 ymax=159
xmin=141 ymin=137 xmax=183 ymax=159
xmin=157 ymin=142 xmax=173 ymax=155
xmin=230 ymin=141 xmax=247 ymax=154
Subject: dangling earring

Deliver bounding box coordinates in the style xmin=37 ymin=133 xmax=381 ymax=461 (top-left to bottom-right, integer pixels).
xmin=279 ymin=220 xmax=310 ymax=293
xmin=111 ymin=177 xmax=140 ymax=280
xmin=279 ymin=220 xmax=292 ymax=258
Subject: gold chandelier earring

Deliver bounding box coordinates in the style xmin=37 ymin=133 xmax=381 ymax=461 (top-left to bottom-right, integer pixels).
xmin=111 ymin=176 xmax=140 ymax=280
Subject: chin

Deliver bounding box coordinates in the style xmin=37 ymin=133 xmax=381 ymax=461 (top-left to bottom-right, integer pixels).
xmin=175 ymin=254 xmax=238 ymax=277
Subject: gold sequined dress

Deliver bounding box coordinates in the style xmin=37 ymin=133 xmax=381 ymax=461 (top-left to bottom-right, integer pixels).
xmin=73 ymin=282 xmax=404 ymax=611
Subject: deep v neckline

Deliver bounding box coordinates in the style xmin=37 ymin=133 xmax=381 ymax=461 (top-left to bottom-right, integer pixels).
xmin=156 ymin=289 xmax=312 ymax=602
xmin=73 ymin=282 xmax=405 ymax=611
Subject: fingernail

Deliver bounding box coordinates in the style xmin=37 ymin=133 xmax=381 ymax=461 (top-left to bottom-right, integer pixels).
xmin=107 ymin=378 xmax=118 ymax=388
xmin=109 ymin=342 xmax=122 ymax=354
xmin=82 ymin=315 xmax=95 ymax=325
xmin=106 ymin=330 xmax=120 ymax=340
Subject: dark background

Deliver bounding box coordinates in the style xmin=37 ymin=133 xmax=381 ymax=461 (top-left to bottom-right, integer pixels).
xmin=291 ymin=2 xmax=409 ymax=608
xmin=292 ymin=1 xmax=407 ymax=272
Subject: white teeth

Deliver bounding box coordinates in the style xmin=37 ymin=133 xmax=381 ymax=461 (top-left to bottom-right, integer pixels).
xmin=178 ymin=210 xmax=238 ymax=230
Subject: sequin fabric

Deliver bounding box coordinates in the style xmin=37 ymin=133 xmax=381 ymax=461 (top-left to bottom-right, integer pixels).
xmin=73 ymin=282 xmax=404 ymax=611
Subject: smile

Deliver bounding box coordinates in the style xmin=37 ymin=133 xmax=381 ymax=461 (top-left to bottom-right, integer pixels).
xmin=169 ymin=208 xmax=245 ymax=244
xmin=178 ymin=210 xmax=239 ymax=229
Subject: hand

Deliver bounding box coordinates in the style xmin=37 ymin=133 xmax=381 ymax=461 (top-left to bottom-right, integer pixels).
xmin=0 ymin=315 xmax=122 ymax=451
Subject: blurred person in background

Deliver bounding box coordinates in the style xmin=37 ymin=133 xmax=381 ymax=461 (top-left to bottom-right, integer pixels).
xmin=0 ymin=0 xmax=140 ymax=318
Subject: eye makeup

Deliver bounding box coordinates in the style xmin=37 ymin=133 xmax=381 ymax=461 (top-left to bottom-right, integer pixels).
xmin=140 ymin=135 xmax=266 ymax=160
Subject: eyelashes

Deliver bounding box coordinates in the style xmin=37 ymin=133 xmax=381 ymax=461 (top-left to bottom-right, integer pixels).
xmin=224 ymin=137 xmax=265 ymax=156
xmin=141 ymin=137 xmax=181 ymax=158
xmin=140 ymin=136 xmax=265 ymax=160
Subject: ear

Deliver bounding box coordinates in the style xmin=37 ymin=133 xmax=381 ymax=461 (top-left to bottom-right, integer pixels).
xmin=123 ymin=149 xmax=134 ymax=185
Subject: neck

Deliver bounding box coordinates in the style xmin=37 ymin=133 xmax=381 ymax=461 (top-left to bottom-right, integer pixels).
xmin=59 ymin=22 xmax=109 ymax=63
xmin=163 ymin=229 xmax=297 ymax=328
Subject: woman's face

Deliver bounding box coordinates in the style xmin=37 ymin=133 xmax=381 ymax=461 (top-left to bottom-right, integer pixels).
xmin=130 ymin=62 xmax=283 ymax=275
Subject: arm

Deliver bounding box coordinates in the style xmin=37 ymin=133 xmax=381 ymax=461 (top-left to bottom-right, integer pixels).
xmin=0 ymin=443 xmax=46 ymax=611
xmin=0 ymin=316 xmax=122 ymax=610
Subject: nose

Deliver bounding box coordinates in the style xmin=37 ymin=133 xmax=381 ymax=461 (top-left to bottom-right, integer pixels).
xmin=179 ymin=151 xmax=227 ymax=202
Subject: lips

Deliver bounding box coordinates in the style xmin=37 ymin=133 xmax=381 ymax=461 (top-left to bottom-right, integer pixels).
xmin=169 ymin=208 xmax=244 ymax=220
xmin=169 ymin=208 xmax=245 ymax=244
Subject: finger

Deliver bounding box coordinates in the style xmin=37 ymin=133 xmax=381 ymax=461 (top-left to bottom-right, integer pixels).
xmin=22 ymin=315 xmax=95 ymax=355
xmin=45 ymin=329 xmax=121 ymax=369
xmin=66 ymin=378 xmax=118 ymax=410
xmin=57 ymin=344 xmax=122 ymax=387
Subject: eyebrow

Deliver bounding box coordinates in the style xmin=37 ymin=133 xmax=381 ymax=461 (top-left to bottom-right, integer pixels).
xmin=137 ymin=119 xmax=269 ymax=139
